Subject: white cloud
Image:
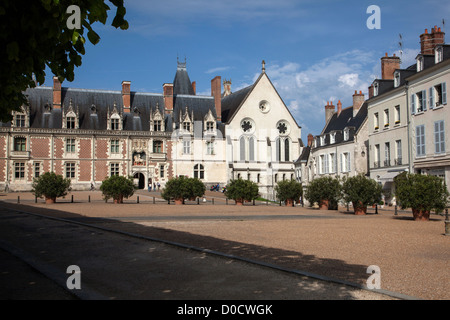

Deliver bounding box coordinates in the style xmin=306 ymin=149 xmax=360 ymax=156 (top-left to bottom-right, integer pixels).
xmin=205 ymin=66 xmax=231 ymax=74
xmin=262 ymin=50 xmax=379 ymax=137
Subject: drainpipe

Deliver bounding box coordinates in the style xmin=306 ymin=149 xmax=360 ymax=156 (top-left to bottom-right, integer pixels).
xmin=405 ymin=81 xmax=412 ymax=173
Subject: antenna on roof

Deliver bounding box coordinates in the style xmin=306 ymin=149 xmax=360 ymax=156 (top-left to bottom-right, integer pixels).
xmin=443 ymin=19 xmax=445 ymax=34
xmin=398 ymin=34 xmax=403 ymax=65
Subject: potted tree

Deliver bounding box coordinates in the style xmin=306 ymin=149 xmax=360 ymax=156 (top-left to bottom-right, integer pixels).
xmin=161 ymin=176 xmax=206 ymax=204
xmin=32 ymin=172 xmax=71 ymax=204
xmin=225 ymin=178 xmax=259 ymax=205
xmin=342 ymin=174 xmax=382 ymax=215
xmin=275 ymin=179 xmax=303 ymax=207
xmin=100 ymin=175 xmax=135 ymax=204
xmin=394 ymin=172 xmax=449 ymax=221
xmin=304 ymin=176 xmax=341 ymax=210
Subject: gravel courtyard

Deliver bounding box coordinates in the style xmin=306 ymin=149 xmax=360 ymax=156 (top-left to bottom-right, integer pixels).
xmin=1 ymin=190 xmax=448 ymax=300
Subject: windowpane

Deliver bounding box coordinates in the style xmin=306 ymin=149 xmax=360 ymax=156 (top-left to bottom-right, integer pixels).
xmin=15 ymin=162 xmax=25 ymax=179
xmin=435 ymin=120 xmax=445 ymax=153
xmin=14 ymin=137 xmax=26 ymax=151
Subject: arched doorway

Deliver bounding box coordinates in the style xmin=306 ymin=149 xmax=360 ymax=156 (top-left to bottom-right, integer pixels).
xmin=133 ymin=172 xmax=145 ymax=189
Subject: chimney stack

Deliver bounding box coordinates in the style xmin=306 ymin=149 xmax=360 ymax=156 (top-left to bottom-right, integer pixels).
xmin=307 ymin=133 xmax=314 ymax=147
xmin=420 ymin=26 xmax=445 ymax=55
xmin=163 ymin=83 xmax=174 ymax=114
xmin=337 ymin=100 xmax=342 ymax=116
xmin=192 ymin=81 xmax=196 ymax=95
xmin=122 ymin=81 xmax=131 ymax=113
xmin=381 ymin=53 xmax=400 ymax=80
xmin=325 ymin=101 xmax=335 ymax=124
xmin=353 ymin=90 xmax=365 ymax=117
xmin=211 ymin=76 xmax=222 ymax=121
xmin=53 ymin=76 xmax=62 ymax=109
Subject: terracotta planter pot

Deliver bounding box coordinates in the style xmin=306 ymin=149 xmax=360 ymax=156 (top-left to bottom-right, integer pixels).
xmin=235 ymin=199 xmax=244 ymax=206
xmin=353 ymin=206 xmax=367 ymax=215
xmin=285 ymin=199 xmax=294 ymax=207
xmin=319 ymin=200 xmax=329 ymax=210
xmin=114 ymin=195 xmax=124 ymax=204
xmin=45 ymin=197 xmax=56 ymax=204
xmin=412 ymin=209 xmax=430 ymax=221
xmin=174 ymin=198 xmax=184 ymax=205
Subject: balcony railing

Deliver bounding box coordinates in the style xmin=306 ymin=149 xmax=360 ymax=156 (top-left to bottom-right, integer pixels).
xmin=395 ymin=157 xmax=402 ymax=165
xmin=373 ymin=161 xmax=380 ymax=168
xmin=384 ymin=159 xmax=391 ymax=167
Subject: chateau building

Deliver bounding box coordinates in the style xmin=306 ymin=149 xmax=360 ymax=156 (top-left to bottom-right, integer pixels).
xmin=0 ymin=60 xmax=303 ymax=199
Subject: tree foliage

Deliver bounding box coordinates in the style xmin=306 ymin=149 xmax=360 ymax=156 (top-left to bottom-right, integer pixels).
xmin=161 ymin=176 xmax=206 ymax=202
xmin=225 ymin=178 xmax=259 ymax=203
xmin=275 ymin=179 xmax=303 ymax=202
xmin=304 ymin=176 xmax=341 ymax=206
xmin=32 ymin=171 xmax=71 ymax=201
xmin=342 ymin=174 xmax=382 ymax=209
xmin=100 ymin=175 xmax=135 ymax=203
xmin=394 ymin=172 xmax=449 ymax=215
xmin=0 ymin=0 xmax=128 ymax=122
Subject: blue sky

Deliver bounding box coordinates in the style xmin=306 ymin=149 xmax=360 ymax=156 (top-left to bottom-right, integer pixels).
xmin=43 ymin=0 xmax=449 ymax=141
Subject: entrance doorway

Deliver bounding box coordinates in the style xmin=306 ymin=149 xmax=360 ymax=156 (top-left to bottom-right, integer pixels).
xmin=133 ymin=173 xmax=145 ymax=189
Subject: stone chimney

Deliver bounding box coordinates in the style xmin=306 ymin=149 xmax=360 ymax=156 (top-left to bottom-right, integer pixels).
xmin=223 ymin=79 xmax=232 ymax=97
xmin=53 ymin=76 xmax=62 ymax=109
xmin=431 ymin=26 xmax=445 ymax=49
xmin=337 ymin=100 xmax=342 ymax=116
xmin=307 ymin=133 xmax=314 ymax=147
xmin=163 ymin=83 xmax=174 ymax=114
xmin=325 ymin=101 xmax=335 ymax=124
xmin=353 ymin=90 xmax=365 ymax=117
xmin=381 ymin=53 xmax=400 ymax=80
xmin=122 ymin=81 xmax=131 ymax=113
xmin=211 ymin=76 xmax=222 ymax=121
xmin=192 ymin=81 xmax=196 ymax=95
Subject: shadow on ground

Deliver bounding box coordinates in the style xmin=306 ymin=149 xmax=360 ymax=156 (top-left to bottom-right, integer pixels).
xmin=0 ymin=201 xmax=384 ymax=300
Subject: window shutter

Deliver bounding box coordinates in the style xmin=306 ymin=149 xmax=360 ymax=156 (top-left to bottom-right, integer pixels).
xmin=346 ymin=153 xmax=351 ymax=172
xmin=340 ymin=154 xmax=343 ymax=173
xmin=429 ymin=87 xmax=434 ymax=109
xmin=421 ymin=125 xmax=426 ymax=155
xmin=442 ymin=82 xmax=447 ymax=104
xmin=441 ymin=121 xmax=445 ymax=152
xmin=422 ymin=90 xmax=427 ymax=110
xmin=411 ymin=94 xmax=415 ymax=114
xmin=435 ymin=122 xmax=440 ymax=153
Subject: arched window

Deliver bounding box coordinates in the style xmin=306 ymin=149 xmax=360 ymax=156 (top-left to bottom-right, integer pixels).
xmin=240 ymin=136 xmax=246 ymax=161
xmin=276 ymin=138 xmax=281 ymax=161
xmin=249 ymin=137 xmax=255 ymax=161
xmin=284 ymin=138 xmax=290 ymax=161
xmin=194 ymin=164 xmax=204 ymax=179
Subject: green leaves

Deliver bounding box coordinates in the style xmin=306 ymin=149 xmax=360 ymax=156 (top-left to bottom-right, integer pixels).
xmin=32 ymin=172 xmax=72 ymax=200
xmin=225 ymin=178 xmax=259 ymax=202
xmin=304 ymin=176 xmax=341 ymax=206
xmin=161 ymin=176 xmax=206 ymax=202
xmin=341 ymin=174 xmax=382 ymax=208
xmin=0 ymin=0 xmax=129 ymax=122
xmin=275 ymin=179 xmax=303 ymax=202
xmin=100 ymin=175 xmax=135 ymax=202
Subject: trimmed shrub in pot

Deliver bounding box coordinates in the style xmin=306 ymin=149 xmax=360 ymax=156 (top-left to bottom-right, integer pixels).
xmin=225 ymin=178 xmax=259 ymax=205
xmin=100 ymin=175 xmax=135 ymax=204
xmin=32 ymin=172 xmax=71 ymax=204
xmin=275 ymin=179 xmax=303 ymax=207
xmin=394 ymin=172 xmax=449 ymax=221
xmin=304 ymin=176 xmax=341 ymax=210
xmin=342 ymin=174 xmax=382 ymax=215
xmin=161 ymin=176 xmax=205 ymax=204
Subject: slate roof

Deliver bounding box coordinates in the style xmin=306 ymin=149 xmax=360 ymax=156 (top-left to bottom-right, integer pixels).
xmin=173 ymin=63 xmax=195 ymax=95
xmin=221 ymin=85 xmax=253 ymax=123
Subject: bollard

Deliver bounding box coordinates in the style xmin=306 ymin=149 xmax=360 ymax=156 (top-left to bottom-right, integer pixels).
xmin=253 ymin=199 xmax=255 ymax=206
xmin=226 ymin=198 xmax=228 ymax=205
xmin=266 ymin=200 xmax=268 ymax=206
xmin=347 ymin=203 xmax=349 ymax=211
xmin=137 ymin=196 xmax=139 ymax=204
xmin=153 ymin=197 xmax=155 ymax=204
xmin=197 ymin=197 xmax=200 ymax=205
xmin=88 ymin=195 xmax=91 ymax=203
xmin=375 ymin=204 xmax=378 ymax=214
xmin=212 ymin=198 xmax=214 ymax=205
xmin=395 ymin=205 xmax=398 ymax=216
xmin=18 ymin=196 xmax=20 ymax=204
xmin=71 ymin=195 xmax=74 ymax=203
xmin=445 ymin=209 xmax=449 ymax=236
xmin=35 ymin=196 xmax=37 ymax=203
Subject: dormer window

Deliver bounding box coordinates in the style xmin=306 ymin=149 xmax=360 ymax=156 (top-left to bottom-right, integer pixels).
xmin=12 ymin=106 xmax=29 ymax=128
xmin=330 ymin=132 xmax=336 ymax=144
xmin=111 ymin=117 xmax=120 ymax=130
xmin=15 ymin=114 xmax=26 ymax=127
xmin=435 ymin=47 xmax=443 ymax=64
xmin=206 ymin=121 xmax=214 ymax=132
xmin=394 ymin=71 xmax=400 ymax=87
xmin=343 ymin=128 xmax=349 ymax=141
xmin=183 ymin=122 xmax=191 ymax=132
xmin=67 ymin=116 xmax=76 ymax=129
xmin=320 ymin=136 xmax=325 ymax=146
xmin=374 ymin=82 xmax=379 ymax=96
xmin=417 ymin=56 xmax=424 ymax=72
